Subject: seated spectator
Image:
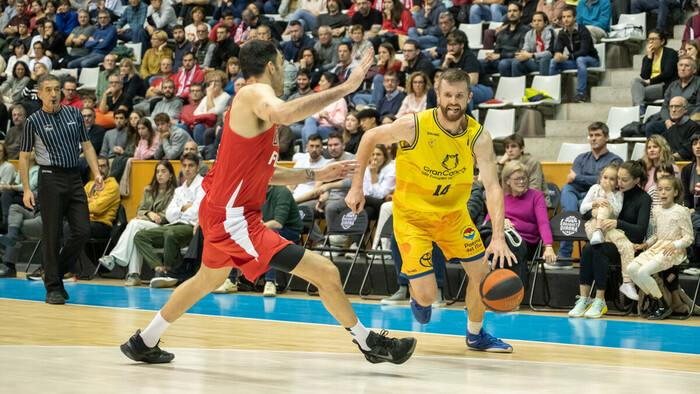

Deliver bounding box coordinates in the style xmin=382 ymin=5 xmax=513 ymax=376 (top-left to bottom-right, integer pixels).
xmin=549 ymin=122 xmax=623 ymax=264
xmin=647 ymin=160 xmax=676 ymax=206
xmin=314 ymin=26 xmax=340 ymax=71
xmin=144 ymin=0 xmax=177 ymax=38
xmin=60 ymin=78 xmax=83 ymax=109
xmin=288 ymin=68 xmax=316 ymax=138
xmin=681 ymin=133 xmax=700 ymax=212
xmin=184 ymin=6 xmax=210 ymax=41
xmin=134 ymin=118 xmax=160 ymax=160
xmin=0 ymin=144 xmax=14 ymax=189
xmin=357 ymin=107 xmax=380 ymax=135
xmin=642 ymin=134 xmax=681 ymax=191
xmin=576 ymin=0 xmax=610 ymax=43
xmin=442 ymin=30 xmax=494 ymax=108
xmin=423 ymin=12 xmax=456 ymax=68
xmin=647 ymin=57 xmax=700 ymax=137
xmin=281 ymin=21 xmax=316 ymax=63
xmin=397 ymin=71 xmax=430 ymax=117
xmin=470 ymin=0 xmax=507 ymax=24
xmin=0 ymin=150 xmax=37 ymax=227
xmin=298 ymin=47 xmax=326 ymax=88
xmin=87 ymin=0 xmax=123 ymax=24
xmin=362 ymin=144 xmax=396 ymax=221
xmin=97 ymin=73 xmax=132 ymax=129
xmin=682 ymin=5 xmax=700 ymax=53
xmin=141 ymin=30 xmax=173 ymax=80
xmin=316 ymin=0 xmax=351 ymax=37
xmin=684 ymin=40 xmax=700 ymax=74
xmin=3 ymin=0 xmax=31 ymax=39
xmin=349 ymin=24 xmax=374 ymax=63
xmin=175 ymin=52 xmax=205 ymax=100
xmin=570 ymin=160 xmax=651 ymax=318
xmin=18 ymin=62 xmax=47 ymax=115
xmin=353 ymin=42 xmax=401 ymax=107
xmin=632 ymin=0 xmax=678 ymax=36
xmin=399 ymin=39 xmax=435 ymax=86
xmin=29 ymin=41 xmax=52 ymax=72
xmin=192 ymin=70 xmax=230 ymax=145
xmin=509 ymin=11 xmax=554 ymax=77
xmin=2 ymin=40 xmax=30 ymax=82
xmin=134 ymin=153 xmax=204 ymax=288
xmin=174 ymin=82 xmax=204 ymax=133
xmin=631 ymin=30 xmax=678 ymax=112
xmin=536 ymin=0 xmax=566 ymax=27
xmin=343 ymin=111 xmax=363 ymax=154
xmin=210 ymin=24 xmax=240 ymax=71
xmin=116 ymin=0 xmax=149 ymax=58
xmin=330 ymin=42 xmax=358 ymax=82
xmin=290 ymin=134 xmax=329 ymax=203
xmin=172 ymin=25 xmax=192 ymax=72
xmin=373 ymin=0 xmax=415 ymax=50
xmin=480 ymin=2 xmax=531 ymax=77
xmin=82 ymin=107 xmax=106 ymax=156
xmin=95 ymin=54 xmax=118 ymax=102
xmin=0 ymin=202 xmax=42 ymax=278
xmin=194 ymin=23 xmax=216 ymax=69
xmin=547 ymin=5 xmax=599 ymax=103
xmin=99 ymin=160 xmax=177 ymax=286
xmin=223 ymin=57 xmax=242 ymax=95
xmin=300 ymin=72 xmax=347 ymax=149
xmin=4 ymin=105 xmax=25 ymax=160
xmin=376 ymin=70 xmax=406 ymax=119
xmin=209 ymin=10 xmax=236 ymax=45
xmin=101 ymin=109 xmax=129 ymax=159
xmin=0 ymin=60 xmax=30 ymax=104
xmin=179 ymin=141 xmax=210 ymax=180
xmin=42 ymin=20 xmax=67 ymax=69
xmin=109 ymin=111 xmax=141 ymax=181
xmin=119 ymin=58 xmax=146 ymax=99
xmin=283 ymin=0 xmax=326 ymax=34
xmin=663 ymin=96 xmax=700 ymax=161
xmin=483 ymin=161 xmax=555 ymax=286
xmin=144 ymin=58 xmax=176 ymax=100
xmin=66 ymin=10 xmax=117 ymax=69
xmin=497 ymin=134 xmax=551 ymax=207
xmin=351 ymin=0 xmax=383 ymax=39
xmin=154 ymin=113 xmax=193 ymax=160
xmin=11 ymin=19 xmax=33 ymax=52
xmin=151 ymin=80 xmax=184 ymax=120
xmin=407 ymin=0 xmax=446 ymax=50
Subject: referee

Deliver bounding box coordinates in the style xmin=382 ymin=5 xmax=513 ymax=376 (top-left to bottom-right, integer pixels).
xmin=20 ymin=74 xmax=104 ymax=305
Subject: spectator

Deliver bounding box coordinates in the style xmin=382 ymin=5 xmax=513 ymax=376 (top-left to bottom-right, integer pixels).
xmin=357 ymin=107 xmax=380 ymax=135
xmin=116 ymin=0 xmax=148 ymax=58
xmin=95 ymin=54 xmax=118 ymax=102
xmin=64 ymin=10 xmax=95 ymax=62
xmin=81 ymin=107 xmax=106 ymax=163
xmin=645 ymin=56 xmax=700 ymax=137
xmin=631 ymin=0 xmax=679 ymax=36
xmin=300 ymin=72 xmax=347 ymax=149
xmin=631 ymin=30 xmax=679 ymax=112
xmin=174 ymin=82 xmax=204 ymax=133
xmin=442 ymin=30 xmax=494 ymax=108
xmin=469 ymin=0 xmax=507 ymax=24
xmin=290 ymin=134 xmax=329 ymax=202
xmin=0 ymin=60 xmax=29 ymax=104
xmin=0 ymin=150 xmax=37 ymax=228
xmin=172 ymin=25 xmax=192 ymax=72
xmin=374 ymin=0 xmax=415 ymax=50
xmin=29 ymin=41 xmax=52 ymax=72
xmin=67 ymin=10 xmax=116 ymax=69
xmin=213 ymin=0 xmax=244 ymax=23
xmin=3 ymin=0 xmax=30 ymax=38
xmin=180 ymin=140 xmax=210 ymax=179
xmin=361 ymin=144 xmax=396 ymax=221
xmin=223 ymin=57 xmax=242 ymax=95
xmin=351 ymin=0 xmax=383 ymax=39
xmin=343 ymin=111 xmax=363 ymax=154
xmin=396 ymin=71 xmax=429 ymax=117
xmin=42 ymin=20 xmax=67 ymax=69
xmin=317 ymin=0 xmax=351 ymax=37
xmin=349 ymin=24 xmax=374 ymax=63
xmin=684 ymin=40 xmax=700 ymax=72
xmin=483 ymin=161 xmax=555 ymax=286
xmin=18 ymin=62 xmax=48 ymax=115
xmin=664 ymin=96 xmax=700 ymax=161
xmin=376 ymin=70 xmax=406 ymax=119
xmin=154 ymin=113 xmax=193 ymax=160
xmin=0 ymin=201 xmax=42 ymax=278
xmin=99 ymin=160 xmax=177 ymax=286
xmin=681 ymin=133 xmax=700 ymax=212
xmin=647 ymin=161 xmax=676 ymax=206
xmin=145 ymin=58 xmax=176 ymax=99
xmin=407 ymin=0 xmax=446 ymax=50
xmin=12 ymin=19 xmax=32 ymax=52
xmin=283 ymin=0 xmax=326 ymax=33
xmin=101 ymin=109 xmax=129 ymax=159
xmin=210 ymin=24 xmax=240 ymax=71
xmin=570 ymin=160 xmax=651 ymax=318
xmin=297 ymin=47 xmax=325 ymax=88
xmin=141 ymin=30 xmax=173 ymax=80
xmin=330 ymin=42 xmax=358 ymax=83
xmin=192 ymin=70 xmax=230 ymax=145
xmin=497 ymin=134 xmax=551 ymax=207
xmin=353 ymin=42 xmax=401 ymax=107
xmin=548 ymin=5 xmax=599 ymax=103
xmin=175 ymin=52 xmax=205 ymax=100
xmin=681 ymin=4 xmax=700 ymax=52
xmin=536 ymin=0 xmax=566 ymax=27
xmin=134 ymin=153 xmax=204 ymax=288
xmin=178 ymin=0 xmax=211 ymax=27
xmin=108 ymin=111 xmax=141 ymax=181
xmin=194 ymin=23 xmax=215 ymax=68
xmin=288 ymin=68 xmax=315 ymax=139
xmin=399 ymin=39 xmax=435 ymax=85
xmin=88 ymin=0 xmax=124 ymax=23
xmin=4 ymin=105 xmax=25 ymax=159
xmin=576 ymin=0 xmax=610 ymax=43
xmin=642 ymin=134 xmax=680 ymax=191
xmin=480 ymin=2 xmax=531 ymax=77
xmin=97 ymin=74 xmax=132 ymax=129
xmin=314 ymin=26 xmax=340 ymax=71
xmin=144 ymin=0 xmax=177 ymax=37
xmin=151 ymin=80 xmax=183 ymax=121
xmin=0 ymin=144 xmax=15 ymax=189
xmin=120 ymin=58 xmax=146 ymax=98
xmin=134 ymin=118 xmax=160 ymax=160
xmin=548 ymin=122 xmax=623 ymax=264
xmin=2 ymin=40 xmax=30 ymax=84
xmin=281 ymin=20 xmax=316 ymax=62
xmin=60 ymin=78 xmax=83 ymax=109
xmin=209 ymin=10 xmax=235 ymax=44
xmin=509 ymin=11 xmax=554 ymax=77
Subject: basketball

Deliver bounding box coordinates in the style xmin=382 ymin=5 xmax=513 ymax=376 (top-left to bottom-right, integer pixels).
xmin=479 ymin=269 xmax=524 ymax=313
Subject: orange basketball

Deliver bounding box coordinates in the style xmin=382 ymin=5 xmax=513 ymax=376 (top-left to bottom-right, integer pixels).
xmin=479 ymin=269 xmax=524 ymax=313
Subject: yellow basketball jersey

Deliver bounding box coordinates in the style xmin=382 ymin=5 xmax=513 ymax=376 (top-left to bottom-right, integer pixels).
xmin=393 ymin=108 xmax=482 ymax=212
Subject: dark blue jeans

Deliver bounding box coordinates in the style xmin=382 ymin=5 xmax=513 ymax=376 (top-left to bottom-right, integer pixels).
xmin=631 ymin=0 xmax=680 ymax=30
xmin=390 ymin=234 xmax=446 ymax=287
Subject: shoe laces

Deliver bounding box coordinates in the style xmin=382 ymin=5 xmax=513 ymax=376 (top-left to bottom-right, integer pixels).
xmin=373 ymin=330 xmax=396 ymax=350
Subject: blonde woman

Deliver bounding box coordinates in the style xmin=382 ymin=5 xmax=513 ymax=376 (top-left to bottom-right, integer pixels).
xmin=397 ymin=71 xmax=430 ymax=117
xmin=642 ymin=134 xmax=680 ymax=190
xmin=120 ymin=58 xmax=146 ymax=98
xmin=141 ymin=31 xmax=173 ymax=80
xmin=193 ymin=70 xmax=231 ymax=145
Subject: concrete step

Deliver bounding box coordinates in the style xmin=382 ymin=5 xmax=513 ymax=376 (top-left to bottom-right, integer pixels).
xmin=604 ymin=68 xmax=639 ymax=87
xmin=667 ymin=39 xmax=682 ymax=51
xmin=590 ymin=86 xmax=633 ymax=105
xmin=555 ymin=103 xmax=614 ymax=121
xmin=633 ymin=54 xmax=643 ymax=69
xmin=524 ymin=136 xmax=590 ymax=162
xmin=544 ymin=120 xmax=592 ymax=137
xmin=674 ymin=24 xmax=686 ymax=39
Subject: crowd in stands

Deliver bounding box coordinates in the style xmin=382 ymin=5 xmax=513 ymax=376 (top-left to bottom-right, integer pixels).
xmin=0 ymin=0 xmax=697 ymax=316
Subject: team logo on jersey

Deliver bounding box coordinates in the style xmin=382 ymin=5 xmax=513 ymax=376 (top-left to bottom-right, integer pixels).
xmin=462 ymin=226 xmax=476 ymax=241
xmin=442 ymin=154 xmax=459 ymax=170
xmin=419 ymin=252 xmax=433 ymax=267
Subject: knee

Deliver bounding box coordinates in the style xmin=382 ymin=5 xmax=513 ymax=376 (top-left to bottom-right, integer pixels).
xmin=411 ymin=285 xmax=437 ymax=306
xmin=314 ymin=260 xmax=342 ymax=289
xmin=627 ymin=261 xmax=641 ymax=277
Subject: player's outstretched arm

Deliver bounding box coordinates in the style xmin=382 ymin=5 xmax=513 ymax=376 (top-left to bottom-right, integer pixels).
xmin=250 ymin=49 xmax=375 ymax=126
xmin=474 ymin=128 xmax=516 ymax=269
xmin=270 ymin=161 xmax=358 ymax=185
xmin=345 ymin=114 xmax=415 ymax=213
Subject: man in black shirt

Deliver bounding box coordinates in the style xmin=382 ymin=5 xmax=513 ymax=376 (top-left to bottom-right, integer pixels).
xmin=316 ymin=0 xmax=350 ymax=37
xmin=442 ymin=30 xmax=493 ymax=108
xmin=480 ymin=3 xmax=531 ymax=76
xmin=400 ymin=39 xmax=436 ymax=86
xmin=99 ymin=74 xmax=133 ymax=124
xmin=351 ymin=0 xmax=382 ymax=38
xmin=666 ymin=96 xmax=700 ymax=161
xmin=210 ymin=24 xmax=240 ymax=71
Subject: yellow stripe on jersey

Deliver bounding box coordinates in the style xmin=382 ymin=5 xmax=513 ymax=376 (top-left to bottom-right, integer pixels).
xmin=394 ymin=108 xmax=481 ymax=212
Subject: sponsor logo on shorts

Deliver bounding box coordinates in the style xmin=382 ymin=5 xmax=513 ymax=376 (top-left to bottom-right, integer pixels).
xmin=419 ymin=252 xmax=433 ymax=267
xmin=462 ymin=226 xmax=476 ymax=241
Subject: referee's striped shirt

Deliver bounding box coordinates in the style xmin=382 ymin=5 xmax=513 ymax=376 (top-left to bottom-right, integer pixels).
xmin=20 ymin=105 xmax=89 ymax=168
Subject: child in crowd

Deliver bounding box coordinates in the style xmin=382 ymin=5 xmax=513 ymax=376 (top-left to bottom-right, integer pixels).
xmin=646 ymin=161 xmax=675 ymax=207
xmin=579 ymin=162 xmax=638 ymax=300
xmin=630 ymin=177 xmax=694 ymax=320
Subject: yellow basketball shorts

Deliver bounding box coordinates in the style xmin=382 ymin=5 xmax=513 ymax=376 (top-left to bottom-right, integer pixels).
xmin=393 ymin=203 xmax=486 ymax=279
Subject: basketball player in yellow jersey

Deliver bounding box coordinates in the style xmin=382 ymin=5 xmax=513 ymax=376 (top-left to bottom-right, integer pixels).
xmin=346 ymin=69 xmax=516 ymax=352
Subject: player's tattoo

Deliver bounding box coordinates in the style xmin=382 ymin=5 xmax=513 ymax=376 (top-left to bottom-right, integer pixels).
xmin=305 ymin=169 xmax=315 ymax=180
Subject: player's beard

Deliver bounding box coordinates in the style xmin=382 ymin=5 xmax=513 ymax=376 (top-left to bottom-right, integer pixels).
xmin=440 ymin=104 xmax=465 ymax=122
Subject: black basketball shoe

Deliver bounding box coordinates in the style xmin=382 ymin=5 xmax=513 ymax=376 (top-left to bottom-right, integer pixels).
xmin=120 ymin=329 xmax=175 ymax=364
xmin=354 ymin=330 xmax=416 ymax=364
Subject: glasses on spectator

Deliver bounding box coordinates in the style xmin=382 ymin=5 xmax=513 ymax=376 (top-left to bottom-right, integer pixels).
xmin=647 ymin=37 xmax=660 ymax=41
xmin=511 ymin=176 xmax=527 ymax=183
xmin=109 ymin=81 xmax=121 ymax=85
xmin=98 ymin=16 xmax=109 ymax=19
xmin=669 ymin=105 xmax=686 ymax=109
xmin=413 ymin=80 xmax=425 ymax=84
xmin=197 ymin=29 xmax=207 ymax=33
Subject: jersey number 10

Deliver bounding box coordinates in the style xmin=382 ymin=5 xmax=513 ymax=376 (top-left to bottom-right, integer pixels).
xmin=433 ymin=184 xmax=451 ymax=196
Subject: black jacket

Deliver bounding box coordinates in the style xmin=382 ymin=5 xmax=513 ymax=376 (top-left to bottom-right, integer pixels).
xmin=401 ymin=52 xmax=435 ymax=86
xmin=494 ymin=22 xmax=531 ymax=59
xmin=553 ymin=23 xmax=598 ymax=60
xmin=667 ymin=117 xmax=700 ymax=161
xmin=681 ymin=159 xmax=699 ymax=209
xmin=640 ymin=46 xmax=679 ymax=91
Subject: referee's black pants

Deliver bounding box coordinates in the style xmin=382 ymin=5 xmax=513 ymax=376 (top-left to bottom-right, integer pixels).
xmin=39 ymin=166 xmax=90 ymax=292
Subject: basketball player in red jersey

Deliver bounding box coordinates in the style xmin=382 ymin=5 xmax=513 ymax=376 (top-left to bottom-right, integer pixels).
xmin=120 ymin=41 xmax=417 ymax=365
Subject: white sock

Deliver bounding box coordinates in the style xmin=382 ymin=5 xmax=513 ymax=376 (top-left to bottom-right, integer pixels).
xmin=347 ymin=320 xmax=371 ymax=351
xmin=467 ymin=320 xmax=483 ymax=335
xmin=140 ymin=311 xmax=171 ymax=348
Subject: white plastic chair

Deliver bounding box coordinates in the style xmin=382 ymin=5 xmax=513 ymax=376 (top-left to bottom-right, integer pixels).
xmin=643 ymin=105 xmax=662 ymax=123
xmin=125 ymin=42 xmax=142 ymax=65
xmin=602 ymin=13 xmax=646 ymax=43
xmin=606 ymin=106 xmax=640 ymax=140
xmin=488 ymin=22 xmax=503 ymax=30
xmin=557 ymin=143 xmax=591 ymax=162
xmin=514 ymin=74 xmax=562 ymax=107
xmin=77 ymin=67 xmax=100 ymax=91
xmin=630 ymin=142 xmax=646 ymax=160
xmin=460 ymin=24 xmax=483 ymax=50
xmin=471 ymin=109 xmax=480 ymax=122
xmin=483 ymin=108 xmax=515 ymax=139
xmin=479 ymin=76 xmax=526 ymax=108
xmin=607 ymin=143 xmax=628 ymax=161
xmin=477 ymin=49 xmax=493 ymax=60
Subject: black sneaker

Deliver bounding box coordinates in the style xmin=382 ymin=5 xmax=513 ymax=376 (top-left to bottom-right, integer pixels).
xmin=0 ymin=263 xmax=16 ymax=278
xmin=120 ymin=329 xmax=175 ymax=364
xmin=573 ymin=94 xmax=586 ymax=103
xmin=27 ymin=268 xmax=44 ymax=281
xmin=648 ymin=297 xmax=673 ymax=320
xmin=150 ymin=270 xmax=178 ymax=288
xmin=45 ymin=290 xmax=65 ymax=304
xmin=354 ymin=330 xmax=416 ymax=365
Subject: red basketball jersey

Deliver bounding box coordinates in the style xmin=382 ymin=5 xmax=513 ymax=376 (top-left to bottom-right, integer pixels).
xmin=201 ymin=106 xmax=279 ymax=210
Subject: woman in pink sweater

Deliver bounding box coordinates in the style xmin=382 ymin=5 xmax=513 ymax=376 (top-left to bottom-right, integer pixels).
xmin=483 ymin=161 xmax=555 ymax=286
xmin=134 ymin=118 xmax=160 ymax=160
xmin=301 ymin=72 xmax=347 ymax=151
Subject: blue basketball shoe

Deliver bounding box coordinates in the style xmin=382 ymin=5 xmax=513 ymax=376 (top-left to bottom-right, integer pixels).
xmin=466 ymin=328 xmax=513 ymax=353
xmin=410 ymin=297 xmax=432 ymax=324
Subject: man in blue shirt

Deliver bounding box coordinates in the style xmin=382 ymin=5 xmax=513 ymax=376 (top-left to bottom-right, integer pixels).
xmin=376 ymin=71 xmax=406 ymax=120
xmin=281 ymin=21 xmax=316 ymax=63
xmin=576 ymin=0 xmax=611 ymax=43
xmin=547 ymin=121 xmax=623 ymax=267
xmin=67 ymin=10 xmax=117 ymax=69
xmin=116 ymin=0 xmax=149 ymax=57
